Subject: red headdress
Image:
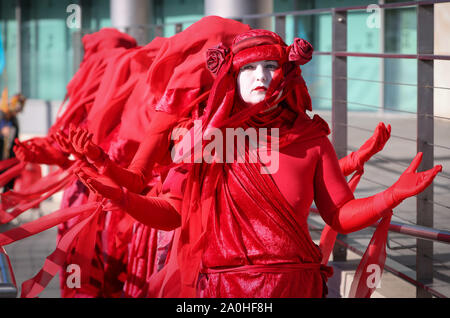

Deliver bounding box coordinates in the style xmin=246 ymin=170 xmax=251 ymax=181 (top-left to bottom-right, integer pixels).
xmin=202 ymin=29 xmax=314 ymax=136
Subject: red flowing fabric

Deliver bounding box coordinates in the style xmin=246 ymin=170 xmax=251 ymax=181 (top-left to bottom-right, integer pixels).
xmin=147 ymin=111 xmax=335 ymax=298
xmin=0 ymin=161 xmax=26 ymax=188
xmin=76 ymin=17 xmax=251 ymax=298
xmin=0 ymin=157 xmax=19 ymax=171
xmin=0 ymin=29 xmax=137 ymax=298
xmin=0 ymin=18 xmax=400 ymax=299
xmin=348 ymin=211 xmax=393 ymax=298
xmin=144 ymin=16 xmax=250 ymax=117
xmin=13 ymin=163 xmax=42 ymax=194
xmin=20 ymin=203 xmax=102 ymax=298
xmin=147 ymin=27 xmax=401 ymax=299
xmin=0 ymin=169 xmax=75 ymax=224
xmin=49 ymin=28 xmax=137 ymax=138
xmin=0 ymin=202 xmax=98 ymax=246
xmin=0 ymin=200 xmax=102 ymax=298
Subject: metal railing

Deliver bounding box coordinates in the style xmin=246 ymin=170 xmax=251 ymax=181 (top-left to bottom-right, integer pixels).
xmin=0 ymin=250 xmax=17 ymax=298
xmin=270 ymin=0 xmax=449 ymax=298
xmin=310 ymin=207 xmax=450 ymax=244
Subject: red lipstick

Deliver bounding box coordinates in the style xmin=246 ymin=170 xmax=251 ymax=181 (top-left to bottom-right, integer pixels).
xmin=253 ymin=86 xmax=267 ymax=92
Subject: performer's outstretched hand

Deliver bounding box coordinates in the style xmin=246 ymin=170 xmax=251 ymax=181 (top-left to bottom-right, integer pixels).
xmin=68 ymin=125 xmax=106 ymax=165
xmin=357 ymin=122 xmax=391 ymax=166
xmin=52 ymin=130 xmax=82 ymax=160
xmin=13 ymin=137 xmax=71 ymax=168
xmin=384 ymin=152 xmax=442 ymax=208
xmin=75 ymin=166 xmax=124 ymax=201
xmin=75 ymin=165 xmax=180 ymax=230
xmin=339 ymin=122 xmax=391 ymax=176
xmin=328 ymin=152 xmax=442 ymax=235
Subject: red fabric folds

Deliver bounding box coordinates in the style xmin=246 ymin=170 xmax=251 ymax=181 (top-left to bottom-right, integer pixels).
xmin=20 ymin=203 xmax=102 ymax=298
xmin=348 ymin=211 xmax=393 ymax=298
xmin=0 ymin=161 xmax=26 ymax=188
xmin=0 ymin=202 xmax=98 ymax=247
xmin=0 ymin=157 xmax=20 ymax=171
xmin=0 ymin=169 xmax=76 ymax=225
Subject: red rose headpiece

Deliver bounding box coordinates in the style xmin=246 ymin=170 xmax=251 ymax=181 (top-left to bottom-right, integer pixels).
xmin=205 ymin=29 xmax=314 ymax=75
xmin=203 ymin=29 xmax=314 ymax=136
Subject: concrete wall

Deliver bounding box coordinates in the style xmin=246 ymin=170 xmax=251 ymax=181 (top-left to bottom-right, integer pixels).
xmin=17 ymin=99 xmax=61 ymax=136
xmin=204 ymin=0 xmax=273 ymax=30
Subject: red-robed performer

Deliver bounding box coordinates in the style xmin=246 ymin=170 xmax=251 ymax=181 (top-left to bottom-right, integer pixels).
xmin=72 ymin=27 xmax=441 ymax=298
xmin=0 ymin=16 xmax=253 ymax=298
xmin=63 ymin=25 xmax=390 ymax=297
xmin=2 ymin=28 xmax=139 ymax=297
xmin=56 ymin=17 xmax=252 ymax=297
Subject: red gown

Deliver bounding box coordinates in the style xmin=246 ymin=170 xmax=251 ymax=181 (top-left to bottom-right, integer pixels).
xmin=198 ymin=133 xmax=351 ymax=297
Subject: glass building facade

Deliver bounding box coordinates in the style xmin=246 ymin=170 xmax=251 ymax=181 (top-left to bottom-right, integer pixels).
xmin=1 ymin=0 xmax=418 ymax=112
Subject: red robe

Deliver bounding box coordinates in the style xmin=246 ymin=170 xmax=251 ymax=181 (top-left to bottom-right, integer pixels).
xmin=146 ymin=107 xmax=341 ymax=297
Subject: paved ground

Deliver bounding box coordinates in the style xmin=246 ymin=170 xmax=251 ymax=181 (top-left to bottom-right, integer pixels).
xmin=0 ymin=110 xmax=449 ymax=298
xmin=316 ymin=110 xmax=450 ymax=298
xmin=0 ymin=195 xmax=62 ymax=298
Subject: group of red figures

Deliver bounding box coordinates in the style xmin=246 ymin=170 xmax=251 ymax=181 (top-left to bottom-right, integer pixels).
xmin=0 ymin=16 xmax=441 ymax=299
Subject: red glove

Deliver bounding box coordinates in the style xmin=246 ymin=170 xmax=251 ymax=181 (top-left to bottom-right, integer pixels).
xmin=75 ymin=166 xmax=124 ymax=201
xmin=51 ymin=130 xmax=83 ymax=160
xmin=75 ymin=166 xmax=180 ymax=231
xmin=379 ymin=152 xmax=442 ymax=210
xmin=68 ymin=125 xmax=107 ymax=165
xmin=329 ymin=152 xmax=442 ymax=234
xmin=339 ymin=122 xmax=391 ymax=176
xmin=13 ymin=137 xmax=71 ymax=168
xmin=70 ymin=112 xmax=177 ymax=194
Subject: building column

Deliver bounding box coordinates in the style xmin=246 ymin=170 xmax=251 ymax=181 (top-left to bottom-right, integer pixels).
xmin=110 ymin=0 xmax=152 ymax=45
xmin=204 ymin=0 xmax=273 ymax=30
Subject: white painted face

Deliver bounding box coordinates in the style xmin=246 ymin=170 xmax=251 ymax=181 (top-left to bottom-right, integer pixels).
xmin=237 ymin=60 xmax=279 ymax=105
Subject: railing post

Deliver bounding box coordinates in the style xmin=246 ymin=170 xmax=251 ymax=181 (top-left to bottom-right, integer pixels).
xmin=275 ymin=15 xmax=286 ymax=42
xmin=175 ymin=23 xmax=183 ymax=34
xmin=416 ymin=3 xmax=434 ymax=298
xmin=0 ymin=250 xmax=17 ymax=298
xmin=16 ymin=0 xmax=22 ymax=93
xmin=72 ymin=30 xmax=84 ymax=73
xmin=155 ymin=25 xmax=163 ymax=38
xmin=331 ymin=9 xmax=348 ymax=262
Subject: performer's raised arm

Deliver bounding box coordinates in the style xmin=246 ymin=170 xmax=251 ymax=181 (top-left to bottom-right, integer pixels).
xmin=56 ymin=112 xmax=179 ymax=194
xmin=338 ymin=122 xmax=391 ymax=177
xmin=74 ymin=165 xmax=181 ymax=231
xmin=13 ymin=136 xmax=72 ymax=169
xmin=316 ymin=140 xmax=441 ymax=234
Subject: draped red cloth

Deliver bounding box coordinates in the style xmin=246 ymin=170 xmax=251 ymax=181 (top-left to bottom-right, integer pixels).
xmin=49 ymin=28 xmax=137 ymax=138
xmin=147 ymin=27 xmax=394 ymax=298
xmin=0 ymin=17 xmax=250 ymax=298
xmin=147 ymin=108 xmax=337 ymax=298
xmin=0 ymin=168 xmax=73 ymax=224
xmin=0 ymin=18 xmax=395 ymax=299
xmin=0 ymin=28 xmax=138 ymax=298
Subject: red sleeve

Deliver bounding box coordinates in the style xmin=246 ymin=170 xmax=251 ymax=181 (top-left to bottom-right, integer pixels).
xmin=102 ymin=111 xmax=179 ymax=193
xmin=314 ymin=137 xmax=354 ymax=225
xmin=338 ymin=151 xmax=360 ymax=177
xmin=314 ymin=137 xmax=392 ymax=234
